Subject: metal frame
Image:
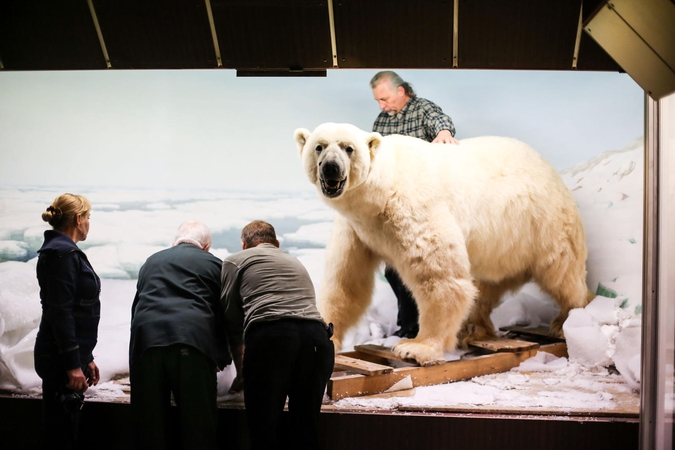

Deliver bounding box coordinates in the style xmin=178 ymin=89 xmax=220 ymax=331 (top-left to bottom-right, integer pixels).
xmin=640 ymin=92 xmax=675 ymax=450
xmin=204 ymin=0 xmax=223 ymax=68
xmin=87 ymin=0 xmax=111 ymax=69
xmin=572 ymin=1 xmax=583 ymax=69
xmin=327 ymin=0 xmax=339 ymax=68
xmin=640 ymin=93 xmax=660 ymax=450
xmin=452 ymin=0 xmax=459 ymax=68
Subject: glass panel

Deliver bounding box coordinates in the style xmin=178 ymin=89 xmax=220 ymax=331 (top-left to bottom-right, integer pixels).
xmin=658 ymin=91 xmax=675 ymax=449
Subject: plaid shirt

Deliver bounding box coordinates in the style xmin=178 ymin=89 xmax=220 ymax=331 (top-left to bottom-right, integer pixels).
xmin=372 ymin=96 xmax=456 ymax=142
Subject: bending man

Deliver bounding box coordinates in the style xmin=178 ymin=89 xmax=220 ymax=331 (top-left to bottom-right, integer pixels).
xmin=221 ymin=220 xmax=334 ymax=450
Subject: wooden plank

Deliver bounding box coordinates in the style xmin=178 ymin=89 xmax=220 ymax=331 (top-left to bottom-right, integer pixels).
xmin=333 ymin=355 xmax=394 ymax=376
xmin=353 ymin=344 xmax=418 ymax=364
xmin=338 ymin=350 xmax=392 ymax=366
xmin=468 ymin=338 xmax=539 ymax=353
xmin=397 ymin=403 xmax=639 ymax=418
xmin=355 ymin=388 xmax=417 ymax=400
xmin=327 ymin=342 xmax=567 ymax=400
xmin=499 ymin=325 xmax=565 ymax=341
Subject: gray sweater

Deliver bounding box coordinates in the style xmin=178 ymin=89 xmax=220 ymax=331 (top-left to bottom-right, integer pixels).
xmin=221 ymin=243 xmax=326 ymax=347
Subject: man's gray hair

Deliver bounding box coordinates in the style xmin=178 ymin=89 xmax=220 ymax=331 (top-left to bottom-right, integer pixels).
xmin=173 ymin=221 xmax=212 ymax=249
xmin=370 ymin=70 xmax=416 ymax=98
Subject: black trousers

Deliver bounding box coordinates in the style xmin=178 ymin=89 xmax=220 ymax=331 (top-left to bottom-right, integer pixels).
xmin=130 ymin=344 xmax=218 ymax=450
xmin=34 ymin=352 xmax=82 ymax=450
xmin=384 ymin=265 xmax=420 ymax=338
xmin=244 ymin=319 xmax=335 ymax=450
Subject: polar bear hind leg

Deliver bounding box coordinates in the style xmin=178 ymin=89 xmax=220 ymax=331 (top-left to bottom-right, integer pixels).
xmin=531 ymin=220 xmax=593 ymax=338
xmin=458 ymin=273 xmax=531 ymax=348
xmin=534 ymin=258 xmax=593 ymax=338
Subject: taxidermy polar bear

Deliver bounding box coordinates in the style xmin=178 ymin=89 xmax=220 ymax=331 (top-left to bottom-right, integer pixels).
xmin=295 ymin=123 xmax=592 ymax=366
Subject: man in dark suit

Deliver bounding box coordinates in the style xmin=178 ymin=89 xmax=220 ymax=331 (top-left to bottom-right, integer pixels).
xmin=129 ymin=221 xmax=230 ymax=450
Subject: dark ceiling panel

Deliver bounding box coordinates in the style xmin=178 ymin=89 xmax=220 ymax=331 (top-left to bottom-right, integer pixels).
xmin=0 ymin=0 xmax=105 ymax=70
xmin=211 ymin=0 xmax=332 ymax=70
xmin=333 ymin=0 xmax=454 ymax=69
xmin=0 ymin=0 xmax=630 ymax=73
xmin=93 ymin=0 xmax=216 ymax=69
xmin=582 ymin=0 xmax=608 ymax=22
xmin=458 ymin=0 xmax=582 ymax=70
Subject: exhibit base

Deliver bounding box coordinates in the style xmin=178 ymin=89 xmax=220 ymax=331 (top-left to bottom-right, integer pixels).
xmin=0 ymin=394 xmax=638 ymax=450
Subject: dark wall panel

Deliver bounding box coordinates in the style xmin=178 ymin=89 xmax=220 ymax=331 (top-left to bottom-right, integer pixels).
xmin=576 ymin=33 xmax=623 ymax=71
xmin=458 ymin=0 xmax=582 ymax=70
xmin=212 ymin=0 xmax=332 ymax=70
xmin=93 ymin=0 xmax=216 ymax=69
xmin=320 ymin=411 xmax=639 ymax=450
xmin=0 ymin=0 xmax=106 ymax=70
xmin=333 ymin=0 xmax=455 ymax=69
xmin=0 ymin=396 xmax=639 ymax=450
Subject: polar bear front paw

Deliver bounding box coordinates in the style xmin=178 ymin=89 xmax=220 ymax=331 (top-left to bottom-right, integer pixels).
xmin=393 ymin=339 xmax=446 ymax=366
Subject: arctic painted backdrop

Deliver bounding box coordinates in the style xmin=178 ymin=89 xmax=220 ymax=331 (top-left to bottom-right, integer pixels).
xmin=0 ymin=69 xmax=644 ymax=391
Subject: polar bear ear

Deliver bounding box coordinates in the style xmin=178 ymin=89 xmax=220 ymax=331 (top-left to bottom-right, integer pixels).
xmin=366 ymin=132 xmax=382 ymax=158
xmin=294 ymin=128 xmax=311 ymax=157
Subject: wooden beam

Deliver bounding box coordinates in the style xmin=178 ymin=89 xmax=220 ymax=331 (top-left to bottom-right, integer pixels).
xmin=353 ymin=344 xmax=418 ymax=364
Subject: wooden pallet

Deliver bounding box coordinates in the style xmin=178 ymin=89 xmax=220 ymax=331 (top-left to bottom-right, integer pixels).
xmin=328 ymin=331 xmax=567 ymax=400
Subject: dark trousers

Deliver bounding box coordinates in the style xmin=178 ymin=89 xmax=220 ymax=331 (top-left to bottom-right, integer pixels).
xmin=130 ymin=344 xmax=218 ymax=450
xmin=384 ymin=265 xmax=420 ymax=338
xmin=34 ymin=352 xmax=82 ymax=450
xmin=244 ymin=319 xmax=335 ymax=450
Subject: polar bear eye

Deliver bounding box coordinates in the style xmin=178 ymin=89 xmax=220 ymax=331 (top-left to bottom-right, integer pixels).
xmin=315 ymin=145 xmax=323 ymax=153
xmin=345 ymin=146 xmax=354 ymax=154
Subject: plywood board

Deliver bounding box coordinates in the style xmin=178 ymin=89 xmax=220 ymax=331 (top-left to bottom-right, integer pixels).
xmin=334 ymin=355 xmax=394 ymax=376
xmin=468 ymin=338 xmax=540 ymax=353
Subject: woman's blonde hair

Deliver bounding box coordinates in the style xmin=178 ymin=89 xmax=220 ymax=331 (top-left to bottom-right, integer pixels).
xmin=41 ymin=193 xmax=91 ymax=230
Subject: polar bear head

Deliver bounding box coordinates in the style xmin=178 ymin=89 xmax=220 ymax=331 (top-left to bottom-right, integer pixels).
xmin=294 ymin=123 xmax=382 ymax=199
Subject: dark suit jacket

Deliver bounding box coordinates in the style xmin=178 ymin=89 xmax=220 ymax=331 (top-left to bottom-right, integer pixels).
xmin=130 ymin=243 xmax=231 ymax=368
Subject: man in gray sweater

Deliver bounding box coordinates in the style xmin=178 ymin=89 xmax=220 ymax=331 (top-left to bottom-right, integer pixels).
xmin=221 ymin=220 xmax=334 ymax=450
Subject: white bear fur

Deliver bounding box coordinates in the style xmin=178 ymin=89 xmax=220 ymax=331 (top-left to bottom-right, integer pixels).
xmin=295 ymin=123 xmax=592 ymax=366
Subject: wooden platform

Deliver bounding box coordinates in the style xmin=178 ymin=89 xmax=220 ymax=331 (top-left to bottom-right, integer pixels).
xmin=0 ymin=327 xmax=639 ymax=448
xmin=328 ymin=327 xmax=568 ymax=400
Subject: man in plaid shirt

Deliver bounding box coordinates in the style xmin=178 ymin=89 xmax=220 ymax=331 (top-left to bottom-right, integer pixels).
xmin=370 ymin=70 xmax=459 ymax=338
xmin=371 ymin=70 xmax=458 ymax=144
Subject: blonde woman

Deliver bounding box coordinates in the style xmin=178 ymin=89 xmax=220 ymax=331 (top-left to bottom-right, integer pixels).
xmin=34 ymin=193 xmax=101 ymax=450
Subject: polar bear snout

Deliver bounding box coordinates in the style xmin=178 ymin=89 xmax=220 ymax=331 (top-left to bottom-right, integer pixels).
xmin=319 ymin=160 xmax=347 ymax=198
xmin=321 ymin=160 xmax=342 ymax=180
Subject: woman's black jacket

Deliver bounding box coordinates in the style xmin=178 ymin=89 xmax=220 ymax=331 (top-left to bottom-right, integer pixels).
xmin=35 ymin=230 xmax=101 ymax=372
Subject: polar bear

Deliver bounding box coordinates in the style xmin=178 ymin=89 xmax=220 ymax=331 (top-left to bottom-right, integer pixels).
xmin=295 ymin=123 xmax=592 ymax=366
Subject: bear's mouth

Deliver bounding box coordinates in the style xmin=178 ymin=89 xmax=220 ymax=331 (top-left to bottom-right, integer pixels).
xmin=320 ymin=177 xmax=346 ymax=198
